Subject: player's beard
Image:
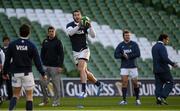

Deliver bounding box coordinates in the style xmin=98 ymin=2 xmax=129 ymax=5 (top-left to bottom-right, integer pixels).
xmin=73 ymin=17 xmax=81 ymax=23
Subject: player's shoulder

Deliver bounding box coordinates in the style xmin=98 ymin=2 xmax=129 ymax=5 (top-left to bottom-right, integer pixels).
xmin=23 ymin=39 xmax=37 ymax=48
xmin=42 ymin=38 xmax=48 ymax=43
xmin=66 ymin=21 xmax=75 ymax=28
xmin=130 ymin=40 xmax=138 ymax=45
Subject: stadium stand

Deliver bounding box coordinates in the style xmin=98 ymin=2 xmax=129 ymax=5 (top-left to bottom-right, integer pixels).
xmin=133 ymin=0 xmax=180 ymax=17
xmin=0 ymin=0 xmax=179 ymax=78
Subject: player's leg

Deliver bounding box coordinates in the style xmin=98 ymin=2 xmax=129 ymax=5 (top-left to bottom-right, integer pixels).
xmin=85 ymin=68 xmax=103 ymax=95
xmin=23 ymin=72 xmax=35 ymax=110
xmin=77 ymin=59 xmax=87 ymax=95
xmin=121 ymin=75 xmax=128 ymax=102
xmin=25 ymin=89 xmax=33 ymax=110
xmin=9 ymin=87 xmax=21 ymax=110
xmin=0 ymin=72 xmax=3 ymax=105
xmin=86 ymin=68 xmax=100 ymax=85
xmin=74 ymin=48 xmax=90 ymax=97
xmin=160 ymin=72 xmax=173 ymax=105
xmin=39 ymin=67 xmax=50 ymax=106
xmin=6 ymin=74 xmax=13 ymax=100
xmin=130 ymin=68 xmax=141 ymax=105
xmin=9 ymin=75 xmax=22 ymax=110
xmin=154 ymin=73 xmax=163 ymax=105
xmin=50 ymin=67 xmax=61 ymax=107
xmin=118 ymin=68 xmax=129 ymax=105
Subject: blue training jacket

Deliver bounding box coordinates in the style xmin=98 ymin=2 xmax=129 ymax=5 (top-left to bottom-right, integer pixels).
xmin=151 ymin=41 xmax=175 ymax=73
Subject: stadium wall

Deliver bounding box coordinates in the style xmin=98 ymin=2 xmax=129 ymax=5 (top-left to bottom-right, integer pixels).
xmin=1 ymin=78 xmax=180 ymax=97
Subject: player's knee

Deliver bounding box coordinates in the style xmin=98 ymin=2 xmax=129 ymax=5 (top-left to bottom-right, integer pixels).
xmin=77 ymin=66 xmax=85 ymax=73
xmin=26 ymin=90 xmax=33 ymax=101
xmin=26 ymin=95 xmax=33 ymax=101
xmin=13 ymin=95 xmax=20 ymax=100
xmin=133 ymin=83 xmax=139 ymax=88
xmin=122 ymin=80 xmax=128 ymax=87
xmin=166 ymin=80 xmax=173 ymax=86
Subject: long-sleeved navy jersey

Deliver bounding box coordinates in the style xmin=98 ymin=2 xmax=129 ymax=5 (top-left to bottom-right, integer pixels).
xmin=2 ymin=47 xmax=8 ymax=55
xmin=0 ymin=50 xmax=1 ymax=65
xmin=114 ymin=41 xmax=140 ymax=68
xmin=66 ymin=21 xmax=88 ymax=52
xmin=3 ymin=38 xmax=45 ymax=76
xmin=151 ymin=41 xmax=175 ymax=73
xmin=41 ymin=37 xmax=64 ymax=67
xmin=0 ymin=48 xmax=5 ymax=66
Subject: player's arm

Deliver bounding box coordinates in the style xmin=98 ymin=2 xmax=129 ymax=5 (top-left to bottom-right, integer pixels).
xmin=1 ymin=50 xmax=5 ymax=66
xmin=114 ymin=43 xmax=124 ymax=59
xmin=40 ymin=41 xmax=46 ymax=65
xmin=57 ymin=40 xmax=64 ymax=70
xmin=3 ymin=44 xmax=12 ymax=79
xmin=0 ymin=54 xmax=2 ymax=71
xmin=159 ymin=46 xmax=175 ymax=66
xmin=32 ymin=45 xmax=46 ymax=77
xmin=66 ymin=24 xmax=80 ymax=36
xmin=128 ymin=43 xmax=140 ymax=59
xmin=87 ymin=23 xmax=96 ymax=38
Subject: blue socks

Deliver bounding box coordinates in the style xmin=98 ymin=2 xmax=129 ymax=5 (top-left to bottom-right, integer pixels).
xmin=26 ymin=101 xmax=33 ymax=111
xmin=9 ymin=97 xmax=33 ymax=111
xmin=134 ymin=87 xmax=140 ymax=100
xmin=82 ymin=83 xmax=86 ymax=92
xmin=122 ymin=87 xmax=127 ymax=101
xmin=9 ymin=97 xmax=17 ymax=110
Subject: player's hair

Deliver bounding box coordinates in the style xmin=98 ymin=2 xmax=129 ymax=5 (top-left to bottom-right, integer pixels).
xmin=2 ymin=36 xmax=10 ymax=42
xmin=123 ymin=30 xmax=130 ymax=37
xmin=158 ymin=34 xmax=169 ymax=41
xmin=19 ymin=24 xmax=30 ymax=37
xmin=72 ymin=9 xmax=81 ymax=16
xmin=48 ymin=26 xmax=55 ymax=31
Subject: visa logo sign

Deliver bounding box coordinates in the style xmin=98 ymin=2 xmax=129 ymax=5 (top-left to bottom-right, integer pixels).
xmin=123 ymin=49 xmax=132 ymax=54
xmin=16 ymin=45 xmax=28 ymax=51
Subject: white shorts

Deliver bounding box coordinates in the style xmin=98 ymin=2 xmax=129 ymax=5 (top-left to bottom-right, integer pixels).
xmin=73 ymin=48 xmax=90 ymax=64
xmin=12 ymin=72 xmax=35 ymax=90
xmin=120 ymin=68 xmax=138 ymax=78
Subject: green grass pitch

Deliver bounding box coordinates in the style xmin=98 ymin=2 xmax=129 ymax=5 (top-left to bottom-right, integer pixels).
xmin=0 ymin=96 xmax=180 ymax=110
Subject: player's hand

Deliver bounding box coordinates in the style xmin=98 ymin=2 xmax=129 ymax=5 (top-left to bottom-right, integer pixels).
xmin=86 ymin=21 xmax=91 ymax=28
xmin=0 ymin=64 xmax=2 ymax=71
xmin=123 ymin=53 xmax=128 ymax=59
xmin=173 ymin=63 xmax=178 ymax=68
xmin=57 ymin=67 xmax=63 ymax=73
xmin=41 ymin=75 xmax=48 ymax=80
xmin=2 ymin=74 xmax=9 ymax=80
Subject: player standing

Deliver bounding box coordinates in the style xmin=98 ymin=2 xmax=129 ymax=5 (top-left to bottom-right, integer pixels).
xmin=3 ymin=24 xmax=47 ymax=110
xmin=152 ymin=34 xmax=177 ymax=105
xmin=2 ymin=36 xmax=13 ymax=100
xmin=66 ymin=10 xmax=103 ymax=97
xmin=114 ymin=30 xmax=141 ymax=105
xmin=0 ymin=47 xmax=5 ymax=105
xmin=39 ymin=26 xmax=64 ymax=107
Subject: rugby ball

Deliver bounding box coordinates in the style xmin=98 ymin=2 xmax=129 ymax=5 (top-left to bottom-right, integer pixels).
xmin=81 ymin=16 xmax=90 ymax=27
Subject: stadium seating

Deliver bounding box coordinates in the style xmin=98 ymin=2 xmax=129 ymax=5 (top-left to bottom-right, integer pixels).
xmin=134 ymin=0 xmax=180 ymax=17
xmin=0 ymin=0 xmax=179 ymax=78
